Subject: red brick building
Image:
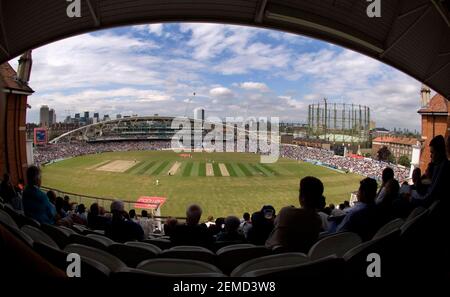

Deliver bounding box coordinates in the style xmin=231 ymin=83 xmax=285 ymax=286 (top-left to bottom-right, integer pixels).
xmin=372 ymin=136 xmax=418 ymax=162
xmin=418 ymin=87 xmax=450 ymax=172
xmin=0 ymin=53 xmax=34 ymax=184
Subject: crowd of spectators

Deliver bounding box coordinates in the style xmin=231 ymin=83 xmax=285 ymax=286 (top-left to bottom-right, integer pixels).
xmin=280 ymin=144 xmax=410 ymax=181
xmin=33 ymin=141 xmax=171 ymax=166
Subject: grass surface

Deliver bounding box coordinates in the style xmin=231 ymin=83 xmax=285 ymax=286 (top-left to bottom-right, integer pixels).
xmin=42 ymin=151 xmax=362 ymax=218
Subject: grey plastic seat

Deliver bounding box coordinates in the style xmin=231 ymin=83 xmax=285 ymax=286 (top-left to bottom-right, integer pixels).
xmin=160 ymin=245 xmax=216 ymax=264
xmin=143 ymin=238 xmax=172 ymax=250
xmin=21 ymin=224 xmax=59 ymax=249
xmin=108 ymin=243 xmax=159 ymax=267
xmin=125 ymin=241 xmax=162 ymax=254
xmin=231 ymin=252 xmax=309 ymax=277
xmin=401 ymin=208 xmax=429 ymax=236
xmin=64 ymin=243 xmax=127 ymax=272
xmin=0 ymin=209 xmax=18 ymax=229
xmin=71 ymin=224 xmax=88 ymax=234
xmin=111 ymin=267 xmax=226 ymax=280
xmin=406 ymin=206 xmax=426 ymax=222
xmin=242 ymin=255 xmax=345 ymax=278
xmin=216 ymin=244 xmax=272 ymax=275
xmin=41 ymin=223 xmax=72 ymax=248
xmin=86 ymin=234 xmax=115 ymax=246
xmin=308 ymin=232 xmax=362 ymax=260
xmin=137 ymin=258 xmax=223 ymax=274
xmin=5 ymin=225 xmax=34 ymax=247
xmin=373 ymin=218 xmax=404 ymax=240
xmin=69 ymin=233 xmax=109 ymax=250
xmin=17 ymin=214 xmax=41 ymax=229
xmin=344 ymin=229 xmax=400 ymax=278
xmin=34 ymin=241 xmax=111 ymax=279
xmin=58 ymin=225 xmax=77 ymax=235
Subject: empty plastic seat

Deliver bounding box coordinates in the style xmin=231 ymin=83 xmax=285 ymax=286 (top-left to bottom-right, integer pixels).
xmin=143 ymin=238 xmax=172 ymax=250
xmin=5 ymin=225 xmax=34 ymax=247
xmin=41 ymin=224 xmax=72 ymax=249
xmin=137 ymin=258 xmax=223 ymax=275
xmin=71 ymin=224 xmax=88 ymax=234
xmin=111 ymin=267 xmax=226 ymax=281
xmin=69 ymin=233 xmax=109 ymax=250
xmin=344 ymin=229 xmax=400 ymax=278
xmin=3 ymin=204 xmax=23 ymax=226
xmin=64 ymin=243 xmax=127 ymax=272
xmin=0 ymin=209 xmax=18 ymax=229
xmin=34 ymin=241 xmax=110 ymax=279
xmin=125 ymin=241 xmax=162 ymax=254
xmin=21 ymin=225 xmax=59 ymax=249
xmin=58 ymin=226 xmax=76 ymax=235
xmin=216 ymin=244 xmax=272 ymax=275
xmin=212 ymin=240 xmax=245 ymax=252
xmin=373 ymin=218 xmax=404 ymax=240
xmin=108 ymin=243 xmax=159 ymax=267
xmin=406 ymin=206 xmax=426 ymax=222
xmin=16 ymin=214 xmax=41 ymax=229
xmin=160 ymin=246 xmax=216 ymax=264
xmin=400 ymin=208 xmax=429 ymax=239
xmin=242 ymin=255 xmax=345 ymax=278
xmin=86 ymin=234 xmax=115 ymax=247
xmin=308 ymin=232 xmax=362 ymax=260
xmin=231 ymin=252 xmax=309 ymax=277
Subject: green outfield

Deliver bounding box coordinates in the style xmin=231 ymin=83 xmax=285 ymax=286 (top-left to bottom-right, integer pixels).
xmin=41 ymin=150 xmax=363 ymax=218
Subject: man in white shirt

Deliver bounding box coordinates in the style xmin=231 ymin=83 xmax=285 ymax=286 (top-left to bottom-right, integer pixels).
xmin=138 ymin=210 xmax=154 ymax=239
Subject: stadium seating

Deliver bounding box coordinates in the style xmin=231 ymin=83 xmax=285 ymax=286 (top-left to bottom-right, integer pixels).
xmin=40 ymin=223 xmax=72 ymax=248
xmin=143 ymin=238 xmax=172 ymax=250
xmin=137 ymin=258 xmax=223 ymax=275
xmin=64 ymin=243 xmax=127 ymax=273
xmin=0 ymin=209 xmax=18 ymax=229
xmin=3 ymin=224 xmax=34 ymax=247
xmin=3 ymin=204 xmax=39 ymax=228
xmin=111 ymin=267 xmax=226 ymax=280
xmin=160 ymin=246 xmax=216 ymax=264
xmin=308 ymin=232 xmax=362 ymax=260
xmin=71 ymin=224 xmax=88 ymax=234
xmin=21 ymin=225 xmax=59 ymax=249
xmin=216 ymin=244 xmax=272 ymax=275
xmin=108 ymin=243 xmax=159 ymax=267
xmin=343 ymin=228 xmax=400 ymax=278
xmin=86 ymin=233 xmax=115 ymax=247
xmin=405 ymin=206 xmax=427 ymax=222
xmin=372 ymin=218 xmax=404 ymax=240
xmin=58 ymin=225 xmax=77 ymax=235
xmin=33 ymin=241 xmax=111 ymax=279
xmin=230 ymin=253 xmax=309 ymax=277
xmin=124 ymin=241 xmax=162 ymax=254
xmin=241 ymin=255 xmax=345 ymax=278
xmin=69 ymin=233 xmax=110 ymax=250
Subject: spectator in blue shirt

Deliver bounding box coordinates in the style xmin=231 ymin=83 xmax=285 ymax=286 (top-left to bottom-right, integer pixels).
xmin=336 ymin=177 xmax=382 ymax=241
xmin=22 ymin=166 xmax=56 ymax=225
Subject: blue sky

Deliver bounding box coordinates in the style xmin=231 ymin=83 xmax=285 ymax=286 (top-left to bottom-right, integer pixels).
xmin=11 ymin=23 xmax=423 ymax=130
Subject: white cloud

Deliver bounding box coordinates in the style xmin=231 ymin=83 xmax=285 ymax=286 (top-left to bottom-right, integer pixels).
xmin=209 ymin=87 xmax=233 ymax=97
xmin=239 ymin=82 xmax=269 ymax=92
